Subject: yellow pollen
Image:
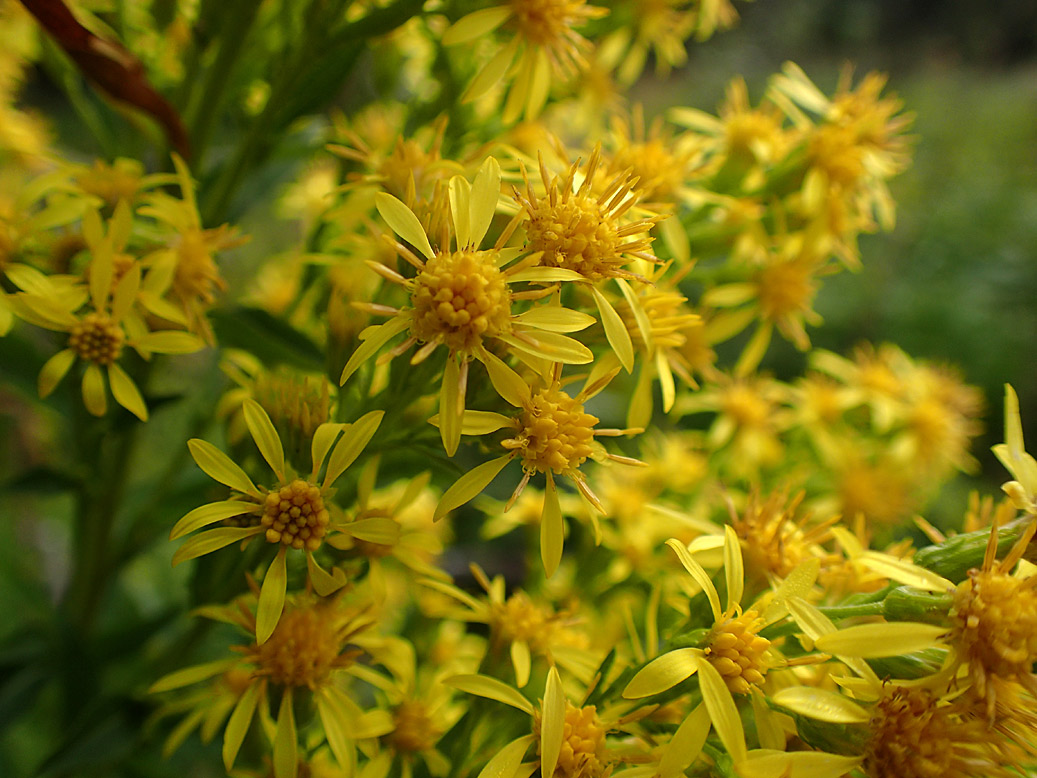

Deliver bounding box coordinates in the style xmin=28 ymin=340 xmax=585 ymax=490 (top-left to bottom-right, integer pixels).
xmin=524 ymin=191 xmax=624 ymax=280
xmin=387 ymin=700 xmax=441 ymax=753
xmin=262 ymin=479 xmax=330 ymax=551
xmin=951 ymin=569 xmax=1037 ymax=690
xmin=534 ymin=700 xmax=608 ymax=778
xmin=505 ymin=388 xmax=597 ymax=475
xmin=410 ymin=250 xmax=512 ymax=352
xmin=492 ymin=592 xmax=555 ymax=649
xmin=864 ymin=685 xmax=998 ymax=778
xmin=705 ymin=609 xmax=770 ymax=694
xmin=252 ymin=604 xmax=345 ymax=689
xmin=69 ymin=312 xmax=125 ymax=365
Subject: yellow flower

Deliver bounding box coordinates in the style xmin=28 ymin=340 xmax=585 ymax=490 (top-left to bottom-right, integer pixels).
xmin=442 ymin=0 xmax=609 ymax=124
xmin=149 ymin=590 xmax=383 ymax=776
xmin=992 ymin=384 xmax=1037 ymax=514
xmin=339 ymin=156 xmax=595 ymax=456
xmin=433 ymin=362 xmax=643 ymax=577
xmin=11 ymin=204 xmax=204 ymax=420
xmin=169 ymin=399 xmax=383 ymax=643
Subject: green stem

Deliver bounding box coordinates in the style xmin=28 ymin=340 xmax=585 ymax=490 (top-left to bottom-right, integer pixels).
xmin=814 ymin=602 xmax=888 ymax=620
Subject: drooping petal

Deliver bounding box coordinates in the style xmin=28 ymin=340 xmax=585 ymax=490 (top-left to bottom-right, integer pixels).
xmin=751 ymin=687 xmax=787 ymax=750
xmin=813 ymin=622 xmax=948 ymax=658
xmin=187 ymin=438 xmax=258 ymax=495
xmin=540 ymin=666 xmax=565 ymax=778
xmin=273 ymin=687 xmax=297 ymax=778
xmin=243 ymin=399 xmax=286 ymax=482
xmin=462 ymin=36 xmax=520 ymax=103
xmin=316 ymin=688 xmax=357 ymax=774
xmin=693 ymin=653 xmax=747 ymax=763
xmin=445 ymin=674 xmax=534 ymax=715
xmin=541 ymin=474 xmax=564 ymax=579
xmin=375 ymin=192 xmax=434 ymax=260
xmin=857 ymin=551 xmax=953 ymax=592
xmin=477 ymin=347 xmax=530 ymax=407
xmin=222 ymin=681 xmax=264 ymax=771
xmin=108 ymin=363 xmax=148 ymax=421
xmin=658 ymin=703 xmax=710 ymax=778
xmin=38 ymin=349 xmax=76 ymax=398
xmin=323 ymin=410 xmax=384 ymax=488
xmin=440 ymin=355 xmax=463 ymax=456
xmin=510 ymin=640 xmax=531 ymax=688
xmin=475 ymin=735 xmax=534 ymax=778
xmin=772 ymin=687 xmax=870 ymax=724
xmin=340 ymin=316 xmax=411 ymax=385
xmin=82 ymin=362 xmax=107 ymax=416
xmin=592 ymin=286 xmax=634 ymax=372
xmin=434 ymin=455 xmax=511 ymax=520
xmin=256 ymin=547 xmax=288 ymax=645
xmin=623 ymin=648 xmax=702 ymax=699
xmin=722 ymin=525 xmax=744 ymax=614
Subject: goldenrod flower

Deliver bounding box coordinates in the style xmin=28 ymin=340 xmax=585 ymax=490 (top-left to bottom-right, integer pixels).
xmin=339 ymin=157 xmax=594 ymax=456
xmin=149 ymin=590 xmax=381 ymax=776
xmin=170 ymin=399 xmax=383 ymax=643
xmin=67 ymin=157 xmax=177 ymax=207
xmin=442 ymin=1 xmax=609 ymax=124
xmin=993 ymin=384 xmax=1037 ymax=514
xmin=10 ymin=205 xmax=204 ymax=420
xmin=434 ymin=362 xmax=642 ymax=577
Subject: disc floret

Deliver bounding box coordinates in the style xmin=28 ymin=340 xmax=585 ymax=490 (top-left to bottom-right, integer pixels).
xmin=262 ymin=478 xmax=330 ymax=551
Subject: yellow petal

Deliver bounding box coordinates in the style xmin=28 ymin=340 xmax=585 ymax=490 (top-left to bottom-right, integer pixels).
xmin=693 ymin=654 xmax=747 ymax=763
xmin=813 ymin=622 xmax=947 ymax=658
xmin=751 ymin=687 xmax=787 ymax=750
xmin=617 ymin=280 xmax=653 ymax=351
xmin=223 ymin=679 xmax=264 ymax=771
xmin=38 ymin=349 xmax=76 ymax=398
xmin=375 ymin=192 xmax=434 ymax=260
xmin=323 ymin=410 xmax=384 ymax=488
xmin=149 ymin=658 xmax=238 ymax=693
xmin=89 ymin=250 xmax=113 ymax=315
xmin=310 ymin=422 xmax=347 ymax=478
xmin=515 ymin=305 xmax=596 ymax=333
xmin=502 ymin=48 xmax=532 ymax=124
xmin=761 ymin=558 xmax=821 ymax=625
xmin=525 ymin=46 xmax=550 ymax=119
xmin=170 ymin=500 xmax=257 ymax=540
xmin=82 ymin=362 xmax=107 ymax=416
xmin=666 ymin=538 xmax=722 ymax=622
xmin=462 ymin=36 xmax=519 ymax=103
xmin=592 ymin=286 xmax=634 ymax=372
xmin=540 ymin=666 xmax=565 ymax=778
xmin=111 ymin=262 xmax=141 ymax=323
xmin=857 ymin=551 xmax=953 ymax=592
xmin=656 ymin=349 xmax=675 ymax=411
xmin=723 ymin=525 xmax=744 ymax=614
xmin=273 ymin=688 xmax=297 ymax=778
xmin=445 ymin=674 xmax=534 ymax=715
xmin=434 ymin=455 xmax=511 ymax=520
xmin=623 ymin=648 xmax=702 ymax=699
xmin=507 ymin=267 xmax=585 ymax=283
xmin=340 ymin=316 xmax=411 ymax=385
xmin=785 ymin=596 xmax=880 ymax=685
xmin=459 ymin=410 xmax=514 ymax=435
xmin=658 ymin=703 xmax=710 ymax=778
xmin=470 ymin=156 xmax=501 ymax=248
xmin=499 ymin=331 xmax=592 ymax=364
xmin=511 ymin=640 xmax=531 ymax=688
xmin=188 ymin=438 xmax=258 ymax=494
xmin=476 ymin=735 xmax=534 ymax=778
xmin=244 ymin=399 xmax=286 ymax=482
xmin=702 ymin=283 xmax=756 ymax=308
xmin=734 ymin=322 xmax=773 ymax=377
xmin=772 ymin=687 xmax=870 ymax=724
xmin=256 ymin=547 xmax=288 ymax=645
xmin=108 ymin=363 xmax=148 ymax=421
xmin=440 ymin=355 xmax=463 ymax=456
xmin=316 ymin=689 xmax=357 ymax=774
xmin=171 ymin=526 xmax=264 ymax=566
xmin=541 ymin=474 xmax=564 ymax=579
xmin=737 ymin=751 xmax=864 ymax=778
xmin=132 ymin=330 xmax=205 ymax=354
xmin=478 ymin=348 xmax=530 ymax=407
xmin=346 ymin=517 xmax=401 ymax=545
xmin=306 ymin=552 xmax=348 ymax=597
xmin=442 ymin=6 xmax=512 ymax=45
xmin=449 ymin=175 xmax=472 ymax=248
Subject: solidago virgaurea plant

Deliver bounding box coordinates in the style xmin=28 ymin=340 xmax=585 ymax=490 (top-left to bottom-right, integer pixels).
xmin=1 ymin=1 xmax=1034 ymax=777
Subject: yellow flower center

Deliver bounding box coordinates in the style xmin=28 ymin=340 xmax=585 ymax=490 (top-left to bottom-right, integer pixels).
xmin=507 ymin=388 xmax=597 ymax=474
xmin=534 ymin=700 xmax=607 ymax=778
xmin=511 ymin=0 xmax=601 ymax=50
xmin=253 ymin=603 xmax=347 ymax=689
xmin=262 ymin=479 xmax=330 ymax=551
xmin=706 ymin=609 xmax=770 ymax=694
xmin=492 ymin=592 xmax=556 ymax=649
xmin=864 ymin=685 xmax=998 ymax=778
xmin=386 ymin=700 xmax=441 ymax=753
xmin=755 ymin=258 xmax=817 ymax=323
xmin=808 ymin=124 xmax=865 ymax=188
xmin=410 ymin=250 xmax=512 ymax=353
xmin=608 ymin=139 xmax=684 ymax=202
xmin=174 ymin=228 xmax=227 ymax=305
xmin=69 ymin=311 xmax=125 ymax=365
xmin=524 ymin=190 xmax=624 ymax=281
xmin=618 ymin=288 xmax=697 ymax=352
xmin=719 ymin=383 xmax=770 ymax=429
xmin=951 ymin=569 xmax=1037 ymax=688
